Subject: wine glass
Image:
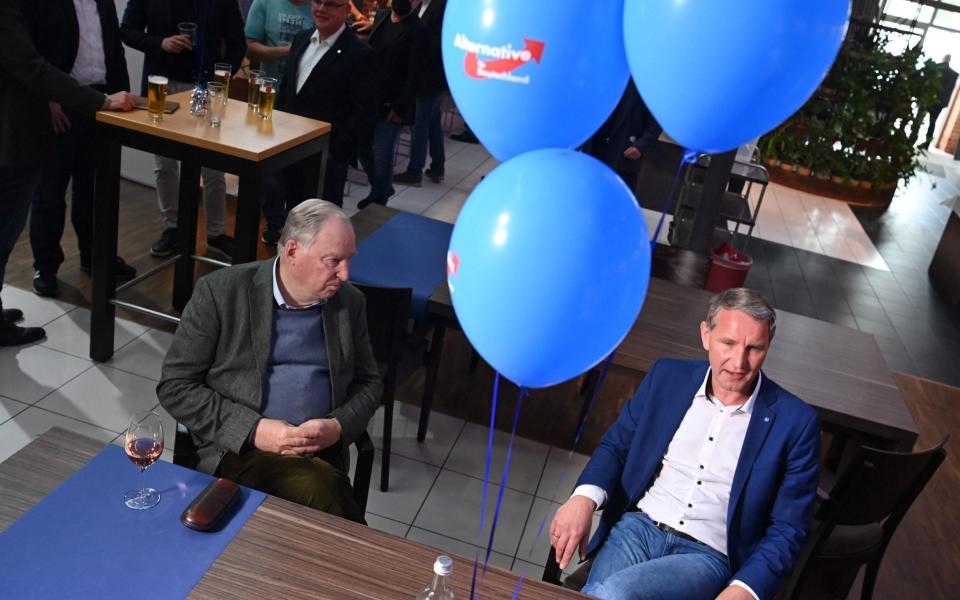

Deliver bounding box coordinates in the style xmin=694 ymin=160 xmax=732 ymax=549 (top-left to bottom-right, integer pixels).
xmin=123 ymin=411 xmax=164 ymax=510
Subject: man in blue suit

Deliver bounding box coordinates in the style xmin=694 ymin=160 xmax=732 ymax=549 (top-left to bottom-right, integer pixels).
xmin=551 ymin=288 xmax=819 ymax=600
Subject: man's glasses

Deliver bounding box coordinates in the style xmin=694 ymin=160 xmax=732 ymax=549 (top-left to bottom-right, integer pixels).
xmin=312 ymin=0 xmax=349 ymax=8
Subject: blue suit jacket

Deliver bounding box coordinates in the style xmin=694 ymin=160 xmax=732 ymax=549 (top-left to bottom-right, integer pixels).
xmin=578 ymin=359 xmax=820 ymax=600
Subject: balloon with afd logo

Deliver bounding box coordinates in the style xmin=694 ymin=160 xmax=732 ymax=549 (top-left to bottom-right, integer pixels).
xmin=446 ymin=149 xmax=651 ymax=388
xmin=442 ymin=0 xmax=630 ymax=161
xmin=624 ymin=0 xmax=850 ymax=153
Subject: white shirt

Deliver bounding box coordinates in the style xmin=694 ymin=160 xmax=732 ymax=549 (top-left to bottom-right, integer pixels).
xmin=573 ymin=368 xmax=762 ymax=600
xmin=295 ymin=24 xmax=346 ymax=94
xmin=70 ymin=0 xmax=107 ymax=86
xmin=272 ymin=258 xmax=326 ymax=310
xmin=418 ymin=0 xmax=433 ymax=18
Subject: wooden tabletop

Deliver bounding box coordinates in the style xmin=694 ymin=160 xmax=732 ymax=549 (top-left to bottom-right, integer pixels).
xmin=0 ymin=429 xmax=584 ymax=599
xmin=349 ymin=205 xmax=918 ymax=448
xmin=96 ymin=91 xmax=331 ymax=162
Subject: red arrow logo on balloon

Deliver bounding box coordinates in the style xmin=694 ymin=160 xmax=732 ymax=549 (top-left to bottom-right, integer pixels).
xmin=463 ymin=38 xmax=546 ymax=80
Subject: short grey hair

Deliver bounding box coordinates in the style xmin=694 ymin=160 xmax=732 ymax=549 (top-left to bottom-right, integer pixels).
xmin=706 ymin=287 xmax=777 ymax=340
xmin=278 ymin=199 xmax=349 ymax=248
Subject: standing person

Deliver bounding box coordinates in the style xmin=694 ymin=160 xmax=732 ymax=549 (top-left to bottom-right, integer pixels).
xmin=551 ymin=288 xmax=819 ymax=600
xmin=120 ymin=0 xmax=246 ymax=260
xmin=392 ymin=0 xmax=446 ymax=186
xmin=259 ymin=0 xmax=377 ymax=244
xmin=244 ymin=0 xmax=314 ymax=82
xmin=356 ymin=0 xmax=422 ymax=208
xmin=20 ymin=0 xmax=137 ymax=298
xmin=1 ymin=0 xmax=134 ymax=346
xmin=921 ymin=55 xmax=958 ymax=150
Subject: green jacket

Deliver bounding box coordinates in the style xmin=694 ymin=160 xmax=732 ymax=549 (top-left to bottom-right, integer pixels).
xmin=158 ymin=260 xmax=383 ymax=475
xmin=0 ymin=0 xmax=105 ymax=168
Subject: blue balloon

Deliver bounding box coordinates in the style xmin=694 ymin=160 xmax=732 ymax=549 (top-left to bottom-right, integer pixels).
xmin=446 ymin=150 xmax=651 ymax=388
xmin=624 ymin=0 xmax=850 ymax=153
xmin=442 ymin=0 xmax=630 ymax=161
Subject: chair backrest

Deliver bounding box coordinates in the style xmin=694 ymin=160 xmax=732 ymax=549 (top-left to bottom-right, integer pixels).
xmin=353 ymin=283 xmax=412 ymax=389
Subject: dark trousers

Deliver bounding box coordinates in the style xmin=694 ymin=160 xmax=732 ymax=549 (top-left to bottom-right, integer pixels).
xmin=405 ymin=92 xmax=445 ymax=176
xmin=0 ymin=166 xmax=42 ymax=320
xmin=262 ymin=154 xmax=350 ymax=229
xmin=217 ymin=446 xmax=365 ymax=523
xmin=30 ymin=108 xmax=97 ymax=274
xmin=358 ymin=118 xmax=403 ymax=204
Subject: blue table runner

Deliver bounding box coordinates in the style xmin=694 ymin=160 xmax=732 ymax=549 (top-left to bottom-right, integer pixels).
xmin=350 ymin=211 xmax=453 ymax=318
xmin=0 ymin=444 xmax=266 ymax=599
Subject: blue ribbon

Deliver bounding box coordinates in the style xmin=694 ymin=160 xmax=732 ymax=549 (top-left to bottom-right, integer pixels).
xmin=650 ymin=148 xmax=699 ymax=250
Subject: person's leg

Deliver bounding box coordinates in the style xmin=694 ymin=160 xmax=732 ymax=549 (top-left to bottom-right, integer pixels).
xmin=201 ymin=168 xmax=227 ymax=238
xmin=395 ymin=95 xmax=436 ymax=184
xmin=70 ymin=113 xmax=97 ymax=267
xmin=368 ymin=119 xmax=401 ymax=204
xmin=0 ymin=167 xmax=47 ymax=345
xmin=321 ymin=156 xmax=350 ymax=207
xmin=425 ymin=93 xmax=445 ymax=179
xmin=29 ymin=123 xmax=74 ymax=289
xmin=154 ymin=153 xmax=180 ymax=231
xmin=261 ymin=169 xmax=292 ymax=244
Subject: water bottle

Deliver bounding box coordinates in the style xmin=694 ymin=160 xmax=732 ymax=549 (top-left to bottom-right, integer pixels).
xmin=415 ymin=555 xmax=455 ymax=599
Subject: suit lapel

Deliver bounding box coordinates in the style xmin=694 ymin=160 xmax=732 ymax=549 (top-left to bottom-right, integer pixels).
xmin=249 ymin=261 xmax=276 ymax=408
xmin=322 ymin=293 xmax=344 ymax=406
xmin=727 ymin=374 xmax=776 ymax=523
xmin=297 ymin=28 xmax=353 ymax=97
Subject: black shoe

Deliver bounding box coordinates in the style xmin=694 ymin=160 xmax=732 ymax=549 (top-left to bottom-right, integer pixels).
xmin=357 ymin=196 xmax=375 ymax=210
xmin=151 ymin=228 xmax=178 ymax=257
xmin=451 ymin=130 xmax=479 ymax=144
xmin=80 ymin=256 xmax=137 ymax=282
xmin=2 ymin=308 xmax=24 ymax=323
xmin=0 ymin=323 xmax=46 ymax=347
xmin=32 ymin=272 xmax=60 ymax=297
xmin=393 ymin=171 xmax=423 ymax=187
xmin=425 ymin=168 xmax=445 ymax=183
xmin=262 ymin=225 xmax=282 ymax=246
xmin=207 ymin=234 xmax=234 ymax=260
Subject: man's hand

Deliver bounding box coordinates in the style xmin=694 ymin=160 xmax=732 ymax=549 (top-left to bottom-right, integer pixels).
xmin=386 ymin=109 xmax=403 ymax=124
xmin=550 ymin=495 xmax=596 ymax=570
xmin=49 ymin=102 xmax=70 ymax=133
xmin=103 ymin=91 xmax=135 ymax=112
xmin=353 ymin=20 xmax=374 ymax=34
xmin=715 ymin=584 xmax=755 ymax=600
xmin=161 ymin=34 xmax=193 ymax=54
xmin=269 ymin=44 xmax=291 ymax=60
xmin=252 ymin=417 xmax=342 ymax=455
xmin=623 ymin=146 xmax=642 ymax=160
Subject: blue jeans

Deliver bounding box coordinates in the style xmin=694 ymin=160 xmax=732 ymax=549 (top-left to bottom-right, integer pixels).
xmin=404 ymin=92 xmax=445 ymax=177
xmin=1 ymin=167 xmax=42 ymax=292
xmin=358 ymin=118 xmax=402 ymax=204
xmin=581 ymin=512 xmax=731 ymax=600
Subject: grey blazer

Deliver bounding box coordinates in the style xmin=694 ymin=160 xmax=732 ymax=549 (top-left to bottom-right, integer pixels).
xmin=157 ymin=260 xmax=383 ymax=475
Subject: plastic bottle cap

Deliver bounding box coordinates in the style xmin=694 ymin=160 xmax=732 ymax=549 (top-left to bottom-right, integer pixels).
xmin=434 ymin=555 xmax=453 ymax=576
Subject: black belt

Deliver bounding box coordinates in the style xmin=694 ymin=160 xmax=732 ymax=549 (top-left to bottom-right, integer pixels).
xmin=632 ymin=508 xmax=706 ymax=546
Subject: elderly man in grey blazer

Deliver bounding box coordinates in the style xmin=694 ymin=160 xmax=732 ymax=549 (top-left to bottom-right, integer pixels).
xmin=158 ymin=199 xmax=381 ymax=522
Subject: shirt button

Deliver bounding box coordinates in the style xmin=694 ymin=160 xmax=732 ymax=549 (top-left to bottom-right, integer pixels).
xmin=688 ymin=503 xmax=693 ymax=508
xmin=697 ymin=481 xmax=702 ymax=485
xmin=679 ymin=520 xmax=684 ymax=525
xmin=699 ymin=465 xmax=704 ymax=469
xmin=709 ymin=437 xmax=714 ymax=441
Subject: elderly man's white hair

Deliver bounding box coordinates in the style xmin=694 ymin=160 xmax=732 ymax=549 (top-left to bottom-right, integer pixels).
xmin=278 ymin=199 xmax=350 ymax=248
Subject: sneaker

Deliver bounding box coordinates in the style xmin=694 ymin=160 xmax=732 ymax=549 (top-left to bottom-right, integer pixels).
xmin=1 ymin=308 xmax=24 ymax=323
xmin=207 ymin=234 xmax=234 ymax=260
xmin=451 ymin=129 xmax=479 ymax=144
xmin=393 ymin=171 xmax=422 ymax=187
xmin=151 ymin=228 xmax=178 ymax=257
xmin=425 ymin=168 xmax=445 ymax=183
xmin=262 ymin=226 xmax=282 ymax=246
xmin=80 ymin=256 xmax=137 ymax=282
xmin=0 ymin=323 xmax=46 ymax=347
xmin=32 ymin=272 xmax=60 ymax=297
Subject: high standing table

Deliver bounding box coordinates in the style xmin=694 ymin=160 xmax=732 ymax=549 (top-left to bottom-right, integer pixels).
xmin=90 ymin=91 xmax=331 ymax=362
xmin=0 ymin=428 xmax=586 ymax=599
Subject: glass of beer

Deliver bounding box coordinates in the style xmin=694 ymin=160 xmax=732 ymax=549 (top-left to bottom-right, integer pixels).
xmin=177 ymin=22 xmax=197 ymax=47
xmin=258 ymin=77 xmax=278 ymax=121
xmin=247 ymin=69 xmax=263 ymax=111
xmin=147 ymin=75 xmax=168 ymax=122
xmin=214 ymin=63 xmax=232 ymax=98
xmin=206 ymin=82 xmax=226 ymax=127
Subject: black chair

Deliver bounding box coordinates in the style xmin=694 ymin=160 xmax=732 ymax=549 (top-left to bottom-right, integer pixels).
xmin=781 ymin=437 xmax=948 ymax=600
xmin=353 ymin=283 xmax=413 ymax=492
xmin=173 ymin=424 xmax=376 ymax=514
xmin=543 ymin=546 xmax=593 ymax=591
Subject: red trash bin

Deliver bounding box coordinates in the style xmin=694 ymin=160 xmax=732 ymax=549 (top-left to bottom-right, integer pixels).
xmin=704 ymin=244 xmax=753 ymax=293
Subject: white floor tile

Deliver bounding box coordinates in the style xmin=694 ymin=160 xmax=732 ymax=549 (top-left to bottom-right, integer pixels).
xmin=0 ymin=285 xmax=77 ymax=328
xmin=413 ymin=469 xmax=534 ymax=557
xmin=369 ymin=402 xmax=465 ymax=467
xmin=444 ymin=423 xmax=550 ymax=495
xmin=0 ymin=406 xmax=116 ymax=464
xmin=0 ymin=344 xmax=93 ymax=404
xmin=35 ymin=364 xmax=159 ymax=433
xmin=39 ymin=307 xmax=147 ymax=360
xmin=366 ymin=512 xmax=411 ymax=538
xmin=108 ymin=329 xmax=175 ymax=381
xmin=536 ymin=447 xmax=591 ymax=502
xmin=0 ymin=396 xmax=29 ymax=424
xmin=365 ymin=450 xmax=440 ymax=524
xmin=405 ymin=527 xmax=513 ymax=570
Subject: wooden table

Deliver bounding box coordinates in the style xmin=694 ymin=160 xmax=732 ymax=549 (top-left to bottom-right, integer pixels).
xmin=0 ymin=428 xmax=584 ymax=599
xmin=351 ymin=205 xmax=918 ymax=451
xmin=90 ymin=91 xmax=331 ymax=361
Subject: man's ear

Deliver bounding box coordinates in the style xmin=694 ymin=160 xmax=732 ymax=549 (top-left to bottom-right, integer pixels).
xmin=700 ymin=320 xmax=711 ymax=352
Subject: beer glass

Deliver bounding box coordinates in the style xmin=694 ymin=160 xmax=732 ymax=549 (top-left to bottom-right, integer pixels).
xmin=147 ymin=75 xmax=168 ymax=122
xmin=177 ymin=22 xmax=197 ymax=47
xmin=247 ymin=69 xmax=263 ymax=111
xmin=214 ymin=63 xmax=232 ymax=98
xmin=258 ymin=77 xmax=278 ymax=121
xmin=206 ymin=82 xmax=226 ymax=127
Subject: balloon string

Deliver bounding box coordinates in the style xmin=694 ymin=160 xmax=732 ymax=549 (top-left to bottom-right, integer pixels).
xmin=470 ymin=372 xmax=501 ymax=600
xmin=483 ymin=387 xmax=527 ymax=573
xmin=511 ymin=575 xmax=526 ymax=600
xmin=650 ymin=148 xmax=698 ymax=250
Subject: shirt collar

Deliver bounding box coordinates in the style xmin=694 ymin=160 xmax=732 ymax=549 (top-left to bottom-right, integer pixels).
xmin=311 ymin=23 xmax=347 ymax=47
xmin=694 ymin=367 xmax=761 ymax=415
xmin=272 ymin=257 xmax=326 ymax=310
